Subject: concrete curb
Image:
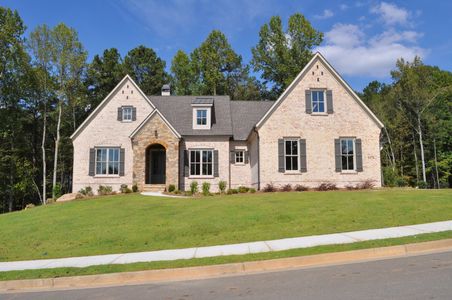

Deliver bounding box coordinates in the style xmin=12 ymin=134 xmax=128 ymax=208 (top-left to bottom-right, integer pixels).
xmin=1 ymin=238 xmax=452 ymax=293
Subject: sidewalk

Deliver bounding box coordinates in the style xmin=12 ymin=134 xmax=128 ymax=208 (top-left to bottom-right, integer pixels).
xmin=1 ymin=220 xmax=452 ymax=272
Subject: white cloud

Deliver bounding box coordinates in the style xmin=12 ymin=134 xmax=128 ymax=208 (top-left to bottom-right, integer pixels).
xmin=371 ymin=2 xmax=410 ymax=26
xmin=317 ymin=23 xmax=426 ymax=77
xmin=314 ymin=9 xmax=334 ymax=20
xmin=339 ymin=4 xmax=348 ymax=11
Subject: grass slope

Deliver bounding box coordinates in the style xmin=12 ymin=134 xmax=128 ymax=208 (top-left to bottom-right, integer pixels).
xmin=1 ymin=189 xmax=451 ymax=262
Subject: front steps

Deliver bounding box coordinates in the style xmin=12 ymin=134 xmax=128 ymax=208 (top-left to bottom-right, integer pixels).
xmin=142 ymin=184 xmax=166 ymax=192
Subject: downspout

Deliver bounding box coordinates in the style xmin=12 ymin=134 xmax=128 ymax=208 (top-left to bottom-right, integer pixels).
xmin=253 ymin=127 xmax=261 ymax=191
xmin=228 ymin=137 xmax=232 ymax=190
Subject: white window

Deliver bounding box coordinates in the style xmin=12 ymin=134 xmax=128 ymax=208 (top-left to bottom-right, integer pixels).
xmin=190 ymin=149 xmax=213 ymax=176
xmin=122 ymin=107 xmax=132 ymax=121
xmin=311 ymin=90 xmax=325 ymax=113
xmin=341 ymin=138 xmax=355 ymax=171
xmin=235 ymin=151 xmax=244 ymax=164
xmin=285 ymin=140 xmax=299 ymax=171
xmin=192 ymin=107 xmax=211 ymax=129
xmin=196 ymin=109 xmax=207 ymax=125
xmin=96 ymin=148 xmax=119 ymax=175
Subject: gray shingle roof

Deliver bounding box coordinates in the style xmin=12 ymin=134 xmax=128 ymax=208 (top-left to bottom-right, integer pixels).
xmin=149 ymin=95 xmax=273 ymax=140
xmin=230 ymin=101 xmax=274 ymax=140
xmin=191 ymin=97 xmax=214 ymax=105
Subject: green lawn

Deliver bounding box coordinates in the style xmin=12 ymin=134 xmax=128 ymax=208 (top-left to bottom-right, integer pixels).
xmin=0 ymin=189 xmax=451 ymax=262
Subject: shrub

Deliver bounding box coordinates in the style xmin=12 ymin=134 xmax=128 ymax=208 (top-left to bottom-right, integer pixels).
xmin=238 ymin=186 xmax=249 ymax=193
xmin=345 ymin=185 xmax=357 ymax=190
xmin=52 ymin=183 xmax=62 ymax=199
xmin=280 ymin=184 xmax=292 ymax=192
xmin=132 ymin=184 xmax=138 ymax=193
xmin=316 ymin=182 xmax=337 ymax=191
xmin=190 ymin=181 xmax=199 ymax=194
xmin=98 ymin=185 xmax=113 ymax=195
xmin=249 ymin=188 xmax=256 ymax=193
xmin=202 ymin=182 xmax=211 ymax=196
xmin=294 ymin=184 xmax=309 ymax=192
xmin=174 ymin=190 xmax=181 ymax=194
xmin=357 ymin=179 xmax=375 ymax=190
xmin=120 ymin=184 xmax=131 ymax=193
xmin=218 ymin=180 xmax=227 ymax=193
xmin=79 ymin=186 xmax=93 ymax=197
xmin=417 ymin=181 xmax=428 ymax=189
xmin=168 ymin=184 xmax=176 ymax=193
xmin=227 ymin=188 xmax=238 ymax=194
xmin=262 ymin=183 xmax=276 ymax=192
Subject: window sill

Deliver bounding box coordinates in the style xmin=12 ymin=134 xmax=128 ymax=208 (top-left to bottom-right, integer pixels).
xmin=340 ymin=170 xmax=358 ymax=174
xmin=311 ymin=112 xmax=328 ymax=116
xmin=234 ymin=163 xmax=246 ymax=166
xmin=122 ymin=120 xmax=133 ymax=123
xmin=188 ymin=176 xmax=214 ymax=179
xmin=94 ymin=175 xmax=121 ymax=178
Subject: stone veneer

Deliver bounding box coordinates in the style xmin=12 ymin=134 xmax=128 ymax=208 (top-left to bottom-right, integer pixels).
xmin=132 ymin=112 xmax=180 ymax=191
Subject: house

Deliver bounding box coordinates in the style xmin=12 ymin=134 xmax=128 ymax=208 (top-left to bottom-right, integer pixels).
xmin=71 ymin=52 xmax=384 ymax=193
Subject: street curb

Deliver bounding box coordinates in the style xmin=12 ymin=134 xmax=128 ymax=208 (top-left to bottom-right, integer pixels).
xmin=1 ymin=238 xmax=452 ymax=293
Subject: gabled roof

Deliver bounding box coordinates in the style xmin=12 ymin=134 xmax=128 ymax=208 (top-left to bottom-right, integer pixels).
xmin=150 ymin=96 xmax=234 ymax=136
xmin=70 ymin=75 xmax=156 ymax=140
xmin=230 ymin=101 xmax=273 ymax=140
xmin=256 ymin=52 xmax=384 ymax=129
xmin=129 ymin=109 xmax=181 ymax=139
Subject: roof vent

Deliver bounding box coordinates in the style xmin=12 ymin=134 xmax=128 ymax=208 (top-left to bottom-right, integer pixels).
xmin=161 ymin=84 xmax=170 ymax=96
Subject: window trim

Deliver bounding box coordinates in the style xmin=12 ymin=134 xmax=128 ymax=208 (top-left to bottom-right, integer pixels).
xmin=192 ymin=107 xmax=211 ymax=130
xmin=340 ymin=138 xmax=356 ymax=172
xmin=189 ymin=149 xmax=214 ymax=178
xmin=311 ymin=89 xmax=327 ymax=114
xmin=95 ymin=147 xmax=120 ymax=176
xmin=122 ymin=106 xmax=133 ymax=122
xmin=235 ymin=150 xmax=245 ymax=165
xmin=284 ymin=139 xmax=300 ymax=172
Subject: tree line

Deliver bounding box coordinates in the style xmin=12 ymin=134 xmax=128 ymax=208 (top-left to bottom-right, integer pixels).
xmin=0 ymin=6 xmax=450 ymax=213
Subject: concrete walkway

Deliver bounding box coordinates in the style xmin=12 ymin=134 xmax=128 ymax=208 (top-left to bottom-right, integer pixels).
xmin=1 ymin=220 xmax=452 ymax=272
xmin=140 ymin=191 xmax=187 ymax=198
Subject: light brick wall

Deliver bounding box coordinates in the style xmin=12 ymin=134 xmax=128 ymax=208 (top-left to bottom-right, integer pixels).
xmin=180 ymin=136 xmax=230 ymax=192
xmin=230 ymin=141 xmax=251 ymax=188
xmin=258 ymin=57 xmax=382 ymax=188
xmin=72 ymin=78 xmax=153 ymax=194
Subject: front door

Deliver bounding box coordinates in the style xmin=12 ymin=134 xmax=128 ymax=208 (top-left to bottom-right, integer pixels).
xmin=146 ymin=144 xmax=166 ymax=184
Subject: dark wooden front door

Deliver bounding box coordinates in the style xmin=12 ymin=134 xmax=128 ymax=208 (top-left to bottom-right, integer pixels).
xmin=145 ymin=145 xmax=166 ymax=184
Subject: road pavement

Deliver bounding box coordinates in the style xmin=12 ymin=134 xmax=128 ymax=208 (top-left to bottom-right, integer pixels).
xmin=2 ymin=250 xmax=452 ymax=300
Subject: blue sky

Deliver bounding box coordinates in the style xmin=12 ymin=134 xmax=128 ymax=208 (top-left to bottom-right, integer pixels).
xmin=2 ymin=0 xmax=451 ymax=91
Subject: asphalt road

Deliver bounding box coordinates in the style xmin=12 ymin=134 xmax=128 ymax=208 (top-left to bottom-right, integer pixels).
xmin=2 ymin=250 xmax=452 ymax=300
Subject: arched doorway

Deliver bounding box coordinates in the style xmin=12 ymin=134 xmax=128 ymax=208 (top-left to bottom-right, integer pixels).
xmin=145 ymin=144 xmax=166 ymax=184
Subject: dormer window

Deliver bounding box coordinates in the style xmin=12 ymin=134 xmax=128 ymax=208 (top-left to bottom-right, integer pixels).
xmin=192 ymin=98 xmax=213 ymax=130
xmin=196 ymin=109 xmax=207 ymax=125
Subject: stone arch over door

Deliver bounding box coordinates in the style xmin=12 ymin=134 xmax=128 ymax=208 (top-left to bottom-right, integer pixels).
xmin=145 ymin=143 xmax=166 ymax=184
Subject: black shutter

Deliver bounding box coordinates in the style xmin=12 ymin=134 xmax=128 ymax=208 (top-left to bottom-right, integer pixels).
xmin=184 ymin=150 xmax=189 ymax=177
xmin=119 ymin=148 xmax=125 ymax=176
xmin=245 ymin=151 xmax=249 ymax=164
xmin=117 ymin=107 xmax=122 ymax=121
xmin=356 ymin=139 xmax=363 ymax=172
xmin=299 ymin=139 xmax=307 ymax=172
xmin=213 ymin=150 xmax=219 ymax=177
xmin=278 ymin=139 xmax=285 ymax=172
xmin=230 ymin=151 xmax=235 ymax=164
xmin=305 ymin=90 xmax=312 ymax=114
xmin=326 ymin=90 xmax=333 ymax=114
xmin=335 ymin=139 xmax=341 ymax=172
xmin=132 ymin=107 xmax=137 ymax=121
xmin=89 ymin=148 xmax=95 ymax=176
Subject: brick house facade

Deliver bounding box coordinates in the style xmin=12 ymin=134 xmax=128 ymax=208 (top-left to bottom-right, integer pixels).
xmin=71 ymin=53 xmax=383 ymax=194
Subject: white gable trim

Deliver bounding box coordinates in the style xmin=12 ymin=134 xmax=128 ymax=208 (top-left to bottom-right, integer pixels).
xmin=256 ymin=52 xmax=384 ymax=129
xmin=130 ymin=109 xmax=181 ymax=139
xmin=70 ymin=75 xmax=156 ymax=140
